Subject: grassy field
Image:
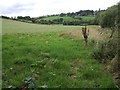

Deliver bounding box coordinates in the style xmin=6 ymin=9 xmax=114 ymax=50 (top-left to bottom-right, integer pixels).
xmin=2 ymin=19 xmax=79 ymax=33
xmin=2 ymin=19 xmax=97 ymax=34
xmin=2 ymin=19 xmax=116 ymax=88
xmin=38 ymin=15 xmax=95 ymax=22
xmin=75 ymin=16 xmax=95 ymax=21
xmin=42 ymin=16 xmax=80 ymax=21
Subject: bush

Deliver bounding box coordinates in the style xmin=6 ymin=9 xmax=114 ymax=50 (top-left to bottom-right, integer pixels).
xmin=93 ymin=38 xmax=118 ymax=63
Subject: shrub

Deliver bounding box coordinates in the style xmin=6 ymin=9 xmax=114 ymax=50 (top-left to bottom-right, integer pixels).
xmin=92 ymin=37 xmax=118 ymax=63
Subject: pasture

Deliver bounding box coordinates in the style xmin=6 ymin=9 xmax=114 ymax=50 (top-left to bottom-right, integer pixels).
xmin=2 ymin=19 xmax=116 ymax=88
xmin=40 ymin=16 xmax=95 ymax=21
xmin=2 ymin=19 xmax=97 ymax=34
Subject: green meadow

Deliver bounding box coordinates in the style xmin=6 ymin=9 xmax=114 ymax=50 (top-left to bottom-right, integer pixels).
xmin=2 ymin=19 xmax=116 ymax=88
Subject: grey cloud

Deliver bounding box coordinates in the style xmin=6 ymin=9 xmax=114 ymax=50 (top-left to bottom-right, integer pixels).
xmin=0 ymin=3 xmax=34 ymax=14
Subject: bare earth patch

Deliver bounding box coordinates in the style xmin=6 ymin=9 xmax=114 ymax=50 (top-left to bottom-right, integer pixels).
xmin=68 ymin=59 xmax=81 ymax=81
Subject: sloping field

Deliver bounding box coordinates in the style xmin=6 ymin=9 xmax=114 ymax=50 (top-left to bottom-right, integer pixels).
xmin=39 ymin=16 xmax=95 ymax=22
xmin=2 ymin=19 xmax=81 ymax=34
xmin=2 ymin=19 xmax=98 ymax=34
xmin=2 ymin=19 xmax=116 ymax=88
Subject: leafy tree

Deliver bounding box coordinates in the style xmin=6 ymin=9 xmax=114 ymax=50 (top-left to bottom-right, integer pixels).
xmin=60 ymin=13 xmax=66 ymax=17
xmin=95 ymin=3 xmax=119 ymax=28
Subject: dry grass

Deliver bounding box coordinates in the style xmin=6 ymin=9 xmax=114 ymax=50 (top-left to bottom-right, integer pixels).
xmin=59 ymin=27 xmax=105 ymax=40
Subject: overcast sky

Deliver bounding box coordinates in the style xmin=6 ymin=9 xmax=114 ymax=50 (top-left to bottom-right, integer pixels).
xmin=0 ymin=0 xmax=119 ymax=17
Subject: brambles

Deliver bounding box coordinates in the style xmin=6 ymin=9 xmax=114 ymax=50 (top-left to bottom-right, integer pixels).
xmin=93 ymin=38 xmax=117 ymax=63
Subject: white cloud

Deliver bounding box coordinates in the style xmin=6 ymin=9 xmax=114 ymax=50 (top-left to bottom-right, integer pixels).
xmin=0 ymin=0 xmax=119 ymax=17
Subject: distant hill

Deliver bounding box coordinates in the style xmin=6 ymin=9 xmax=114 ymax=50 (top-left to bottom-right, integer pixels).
xmin=1 ymin=9 xmax=104 ymax=25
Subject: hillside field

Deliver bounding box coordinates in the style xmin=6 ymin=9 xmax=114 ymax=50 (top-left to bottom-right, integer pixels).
xmin=39 ymin=16 xmax=95 ymax=22
xmin=2 ymin=19 xmax=116 ymax=88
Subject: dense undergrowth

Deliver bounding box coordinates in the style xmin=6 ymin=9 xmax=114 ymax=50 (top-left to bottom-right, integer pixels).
xmin=92 ymin=31 xmax=120 ymax=88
